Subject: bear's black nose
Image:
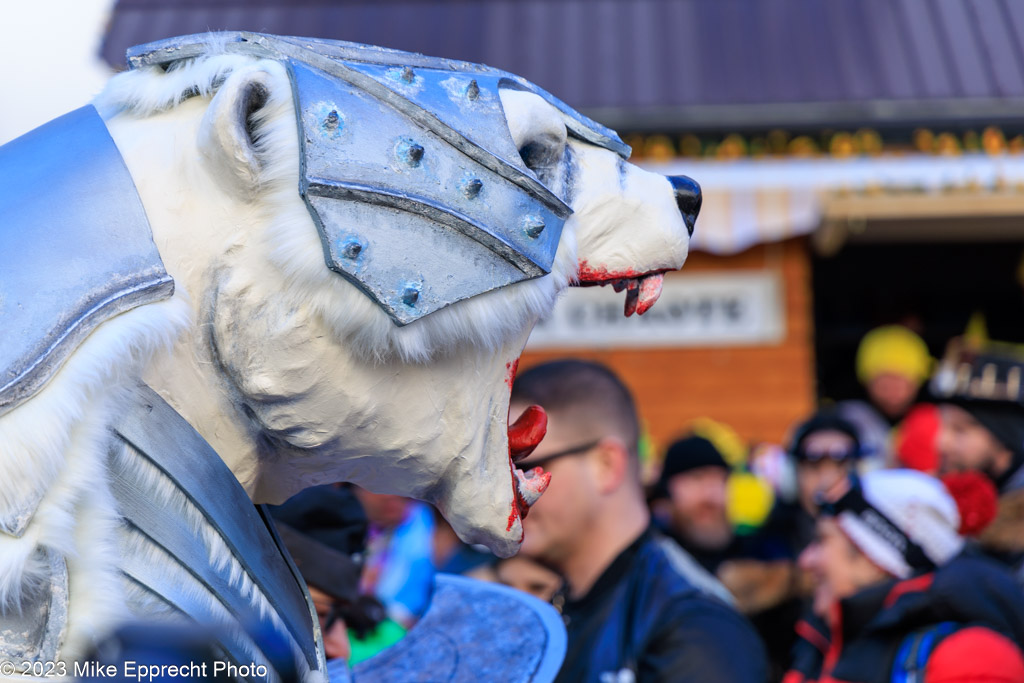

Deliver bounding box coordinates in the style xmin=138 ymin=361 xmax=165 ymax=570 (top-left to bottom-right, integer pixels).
xmin=668 ymin=175 xmax=701 ymax=237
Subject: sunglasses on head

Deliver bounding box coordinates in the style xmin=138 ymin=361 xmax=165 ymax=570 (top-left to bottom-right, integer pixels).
xmin=798 ymin=443 xmax=857 ymax=462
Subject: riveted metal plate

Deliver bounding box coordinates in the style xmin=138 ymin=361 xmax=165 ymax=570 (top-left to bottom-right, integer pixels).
xmin=307 ymin=193 xmax=529 ymax=323
xmin=123 ymin=32 xmax=634 ymax=325
xmin=126 ymin=32 xmax=629 ymax=159
xmin=288 ymin=60 xmax=568 ymax=324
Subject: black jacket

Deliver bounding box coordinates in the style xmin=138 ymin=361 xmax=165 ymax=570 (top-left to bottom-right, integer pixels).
xmin=787 ymin=553 xmax=1024 ymax=683
xmin=554 ymin=528 xmax=767 ymax=683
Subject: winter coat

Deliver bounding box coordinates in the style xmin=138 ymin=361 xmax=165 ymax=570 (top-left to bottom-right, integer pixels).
xmin=784 ymin=554 xmax=1024 ymax=683
xmin=554 ymin=528 xmax=767 ymax=683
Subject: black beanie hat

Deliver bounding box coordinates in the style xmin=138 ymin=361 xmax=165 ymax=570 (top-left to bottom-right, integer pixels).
xmin=268 ymin=485 xmax=368 ymax=601
xmin=269 ymin=484 xmax=367 ymax=554
xmin=956 ymin=401 xmax=1024 ymax=457
xmin=928 ymin=342 xmax=1024 ymax=458
xmin=654 ymin=436 xmax=729 ymax=498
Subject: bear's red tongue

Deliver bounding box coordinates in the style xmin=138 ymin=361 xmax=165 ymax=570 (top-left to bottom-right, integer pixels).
xmin=508 ymin=405 xmax=550 ymax=525
xmin=509 ymin=405 xmax=547 ymax=461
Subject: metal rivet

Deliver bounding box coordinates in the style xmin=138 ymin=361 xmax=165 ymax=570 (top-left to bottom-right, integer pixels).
xmin=466 ymin=79 xmax=480 ymax=100
xmin=405 ymin=143 xmax=424 ymax=165
xmin=463 ymin=178 xmax=483 ymax=198
xmin=324 ymin=110 xmax=340 ymax=130
xmin=523 ymin=216 xmax=546 ymax=238
xmin=401 ymin=66 xmax=415 ymax=83
xmin=402 ymin=285 xmax=420 ymax=306
xmin=341 ymin=240 xmax=363 ymax=259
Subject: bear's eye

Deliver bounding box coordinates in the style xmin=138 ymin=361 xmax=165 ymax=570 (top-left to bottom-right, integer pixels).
xmin=517 ymin=135 xmax=563 ymax=177
xmin=519 ymin=143 xmax=549 ymax=170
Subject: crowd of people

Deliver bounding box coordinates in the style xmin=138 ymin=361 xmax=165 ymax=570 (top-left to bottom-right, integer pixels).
xmin=275 ymin=324 xmax=1024 ymax=682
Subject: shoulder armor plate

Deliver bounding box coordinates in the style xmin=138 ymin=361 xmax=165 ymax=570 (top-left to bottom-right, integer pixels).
xmin=0 ymin=106 xmax=173 ymax=416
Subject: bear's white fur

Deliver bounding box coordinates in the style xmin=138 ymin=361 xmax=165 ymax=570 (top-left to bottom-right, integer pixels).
xmin=0 ymin=45 xmax=691 ymax=662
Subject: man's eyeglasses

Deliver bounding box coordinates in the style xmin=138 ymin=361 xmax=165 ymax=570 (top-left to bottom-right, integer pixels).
xmin=515 ymin=439 xmax=601 ymax=471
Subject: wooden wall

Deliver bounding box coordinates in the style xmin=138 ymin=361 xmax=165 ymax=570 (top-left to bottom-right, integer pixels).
xmin=520 ymin=238 xmax=816 ymax=454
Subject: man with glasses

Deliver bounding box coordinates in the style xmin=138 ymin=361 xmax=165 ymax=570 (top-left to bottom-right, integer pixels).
xmin=511 ymin=359 xmax=766 ymax=683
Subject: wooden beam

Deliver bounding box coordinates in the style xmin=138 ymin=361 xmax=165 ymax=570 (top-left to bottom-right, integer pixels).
xmin=825 ymin=191 xmax=1024 ymax=221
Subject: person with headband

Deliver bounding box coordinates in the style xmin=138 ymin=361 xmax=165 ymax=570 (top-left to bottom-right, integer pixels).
xmin=786 ymin=469 xmax=1024 ymax=683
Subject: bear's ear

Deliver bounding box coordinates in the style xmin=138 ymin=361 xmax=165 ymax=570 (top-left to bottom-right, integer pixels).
xmin=197 ymin=66 xmax=273 ymax=199
xmin=499 ymin=89 xmax=567 ymax=176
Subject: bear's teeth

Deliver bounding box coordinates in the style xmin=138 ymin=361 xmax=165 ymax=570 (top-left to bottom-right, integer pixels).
xmin=515 ymin=466 xmax=551 ymax=507
xmin=623 ymin=278 xmax=641 ymax=316
xmin=635 ymin=273 xmax=665 ymax=316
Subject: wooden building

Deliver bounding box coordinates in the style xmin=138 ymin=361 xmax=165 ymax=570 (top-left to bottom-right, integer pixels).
xmin=524 ymin=239 xmax=814 ymax=447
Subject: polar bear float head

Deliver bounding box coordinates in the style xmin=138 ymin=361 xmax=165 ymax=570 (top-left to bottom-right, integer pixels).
xmin=8 ymin=33 xmax=698 ymax=561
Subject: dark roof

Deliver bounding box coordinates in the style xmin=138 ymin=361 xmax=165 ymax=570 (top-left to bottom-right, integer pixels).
xmin=101 ymin=0 xmax=1024 ymax=132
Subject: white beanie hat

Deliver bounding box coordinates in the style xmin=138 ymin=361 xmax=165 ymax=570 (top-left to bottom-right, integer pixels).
xmin=825 ymin=469 xmax=964 ymax=578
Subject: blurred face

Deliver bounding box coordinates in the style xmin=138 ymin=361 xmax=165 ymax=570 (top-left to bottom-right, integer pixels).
xmin=937 ymin=404 xmax=1013 ymax=478
xmin=798 ymin=518 xmax=888 ymax=617
xmin=354 ymin=489 xmax=411 ymax=530
xmin=796 ymin=431 xmax=855 ymax=515
xmin=866 ymin=372 xmax=920 ymax=419
xmin=513 ymin=404 xmax=603 ymax=568
xmin=495 ymin=555 xmax=562 ymax=602
xmin=666 ymin=466 xmax=731 ymax=552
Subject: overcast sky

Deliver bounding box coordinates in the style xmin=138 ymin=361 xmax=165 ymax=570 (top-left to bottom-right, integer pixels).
xmin=0 ymin=0 xmax=117 ymax=143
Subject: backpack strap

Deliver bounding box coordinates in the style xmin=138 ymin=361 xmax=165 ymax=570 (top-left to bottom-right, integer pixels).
xmin=890 ymin=621 xmax=960 ymax=683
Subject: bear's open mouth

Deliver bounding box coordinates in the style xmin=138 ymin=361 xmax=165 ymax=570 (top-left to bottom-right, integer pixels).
xmin=575 ymin=263 xmax=671 ymax=317
xmin=507 ymin=402 xmax=550 ymax=530
xmin=503 ymin=358 xmax=551 ymax=532
xmin=500 ymin=265 xmax=669 ymax=535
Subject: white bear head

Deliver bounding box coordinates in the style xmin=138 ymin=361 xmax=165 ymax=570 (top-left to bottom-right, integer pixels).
xmin=96 ymin=42 xmax=698 ymax=557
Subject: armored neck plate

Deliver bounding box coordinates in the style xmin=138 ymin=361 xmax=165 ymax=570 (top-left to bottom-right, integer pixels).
xmin=0 ymin=106 xmax=173 ymax=416
xmin=109 ymin=383 xmax=325 ymax=681
xmin=126 ymin=32 xmax=628 ymax=325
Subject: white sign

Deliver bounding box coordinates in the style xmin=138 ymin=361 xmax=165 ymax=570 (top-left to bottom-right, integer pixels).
xmin=526 ymin=270 xmax=785 ymax=349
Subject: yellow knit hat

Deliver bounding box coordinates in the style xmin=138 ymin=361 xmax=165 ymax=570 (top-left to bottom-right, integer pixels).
xmin=856 ymin=325 xmax=932 ymax=385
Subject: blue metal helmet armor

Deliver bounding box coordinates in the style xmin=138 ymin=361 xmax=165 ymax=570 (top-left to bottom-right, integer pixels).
xmin=129 ymin=32 xmax=631 ymax=325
